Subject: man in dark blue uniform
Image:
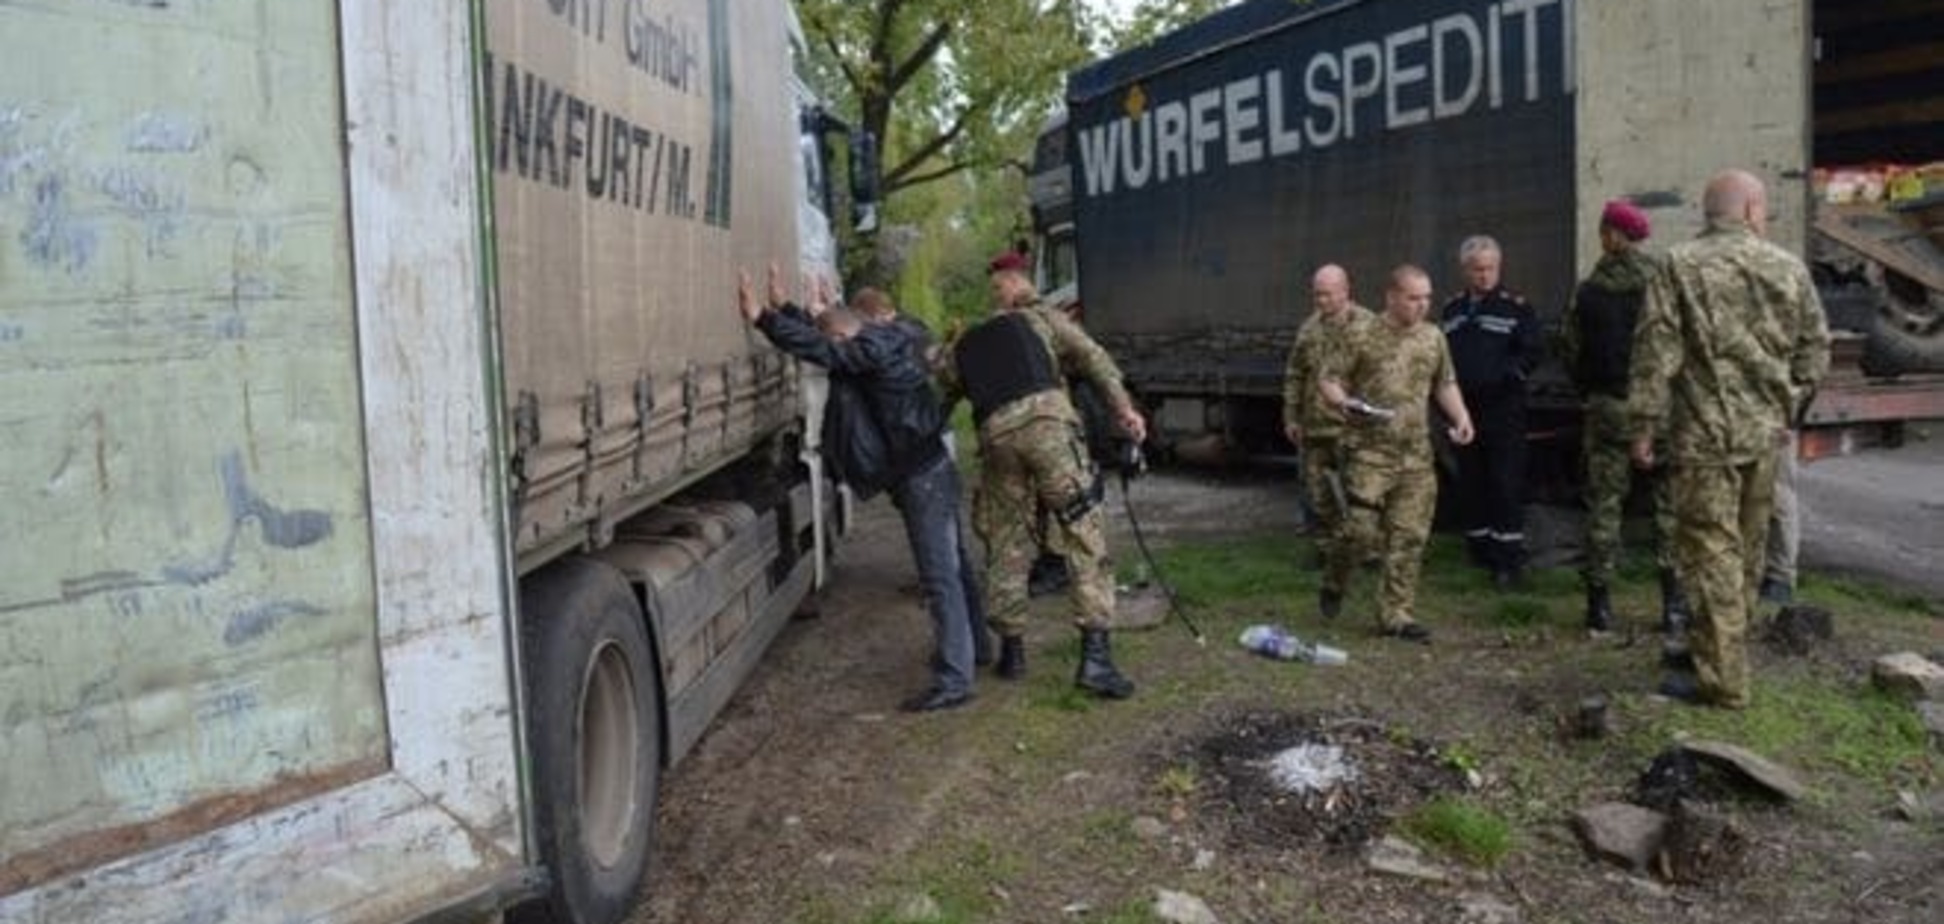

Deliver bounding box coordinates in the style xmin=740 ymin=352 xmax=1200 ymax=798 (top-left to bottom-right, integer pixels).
xmin=1441 ymin=235 xmax=1543 ymax=589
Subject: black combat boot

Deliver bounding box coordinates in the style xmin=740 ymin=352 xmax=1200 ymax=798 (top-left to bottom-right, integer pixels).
xmin=1074 ymin=629 xmax=1135 ymax=699
xmin=995 ymin=636 xmax=1027 ymax=680
xmin=1658 ymin=568 xmax=1694 ymax=670
xmin=1585 ymin=582 xmax=1615 ymax=632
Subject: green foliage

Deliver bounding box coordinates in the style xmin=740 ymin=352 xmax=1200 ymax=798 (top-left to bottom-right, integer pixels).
xmin=1403 ymin=797 xmax=1514 ymax=867
xmin=796 ymin=2 xmax=1245 ymax=292
xmin=796 ymin=0 xmax=1092 ymax=197
xmin=1104 ymin=0 xmax=1235 ymax=52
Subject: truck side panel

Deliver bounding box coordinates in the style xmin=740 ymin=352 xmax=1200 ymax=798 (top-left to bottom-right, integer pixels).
xmin=1 ymin=0 xmax=386 ymax=889
xmin=1573 ymin=0 xmax=1809 ymax=275
xmin=3 ymin=3 xmax=527 ymax=921
xmin=1068 ymin=0 xmax=1575 ymax=399
xmin=484 ymin=0 xmax=803 ymax=567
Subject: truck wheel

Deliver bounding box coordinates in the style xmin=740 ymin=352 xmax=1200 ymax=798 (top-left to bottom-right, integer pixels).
xmin=1860 ymin=278 xmax=1944 ymax=376
xmin=513 ymin=559 xmax=662 ymax=924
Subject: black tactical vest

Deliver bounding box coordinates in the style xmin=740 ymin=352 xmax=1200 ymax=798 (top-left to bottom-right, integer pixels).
xmin=1572 ymin=281 xmax=1642 ymax=395
xmin=954 ymin=312 xmax=1060 ymax=423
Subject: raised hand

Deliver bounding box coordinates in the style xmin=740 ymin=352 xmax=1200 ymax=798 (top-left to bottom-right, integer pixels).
xmin=735 ymin=269 xmax=763 ymax=324
xmin=765 ymin=260 xmax=787 ymax=310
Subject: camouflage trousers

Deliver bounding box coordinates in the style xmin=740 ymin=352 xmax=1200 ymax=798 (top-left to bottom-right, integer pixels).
xmin=1325 ymin=449 xmax=1436 ymax=631
xmin=1764 ymin=432 xmax=1799 ymax=587
xmin=1301 ymin=437 xmax=1349 ymax=565
xmin=974 ymin=417 xmax=1113 ymax=636
xmin=1581 ymin=431 xmax=1675 ymax=585
xmin=1669 ymin=453 xmax=1777 ymax=709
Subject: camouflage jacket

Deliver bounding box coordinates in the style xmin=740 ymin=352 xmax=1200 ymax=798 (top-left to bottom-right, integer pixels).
xmin=1281 ymin=303 xmax=1375 ymax=441
xmin=1627 ymin=219 xmax=1831 ymax=465
xmin=1322 ymin=316 xmax=1457 ymax=465
xmin=939 ymin=299 xmax=1132 ymax=442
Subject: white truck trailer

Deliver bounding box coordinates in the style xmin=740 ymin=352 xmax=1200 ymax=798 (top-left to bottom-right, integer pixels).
xmin=0 ymin=2 xmax=872 ymax=922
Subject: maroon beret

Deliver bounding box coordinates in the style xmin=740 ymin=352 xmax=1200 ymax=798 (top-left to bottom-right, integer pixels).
xmin=1601 ymin=199 xmax=1651 ymax=241
xmin=987 ymin=250 xmax=1030 ymax=273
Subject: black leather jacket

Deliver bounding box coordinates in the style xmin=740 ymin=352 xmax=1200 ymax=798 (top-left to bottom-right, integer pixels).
xmin=756 ymin=305 xmax=947 ymax=495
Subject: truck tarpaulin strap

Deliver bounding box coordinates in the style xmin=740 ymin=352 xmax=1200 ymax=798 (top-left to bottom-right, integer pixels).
xmin=955 ymin=313 xmax=1060 ymax=423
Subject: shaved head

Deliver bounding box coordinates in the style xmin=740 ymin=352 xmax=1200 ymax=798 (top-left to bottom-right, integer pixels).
xmin=850 ymin=287 xmax=894 ymax=321
xmin=1703 ymin=168 xmax=1769 ymax=235
xmin=1311 ymin=264 xmax=1351 ymax=319
xmin=1383 ymin=264 xmax=1433 ymax=327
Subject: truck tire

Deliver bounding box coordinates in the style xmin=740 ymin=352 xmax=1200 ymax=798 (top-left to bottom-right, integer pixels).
xmin=513 ymin=559 xmax=662 ymax=924
xmin=1860 ymin=276 xmax=1944 ymax=377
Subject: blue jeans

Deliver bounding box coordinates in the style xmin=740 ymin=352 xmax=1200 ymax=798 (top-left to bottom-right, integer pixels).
xmin=891 ymin=453 xmax=983 ymax=694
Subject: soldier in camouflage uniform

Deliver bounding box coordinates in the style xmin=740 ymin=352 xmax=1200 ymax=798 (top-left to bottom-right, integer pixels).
xmin=1559 ymin=200 xmax=1687 ymax=638
xmin=1282 ymin=264 xmax=1375 ymax=573
xmin=1318 ymin=265 xmax=1477 ymax=641
xmin=1627 ymin=170 xmax=1830 ymax=709
xmin=938 ymin=257 xmax=1148 ymax=699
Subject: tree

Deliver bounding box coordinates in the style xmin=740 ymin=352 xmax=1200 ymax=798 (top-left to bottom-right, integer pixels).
xmin=797 ymin=0 xmax=1094 ymax=199
xmin=1104 ymin=0 xmax=1233 ymax=52
xmin=795 ymin=0 xmax=1236 ymax=288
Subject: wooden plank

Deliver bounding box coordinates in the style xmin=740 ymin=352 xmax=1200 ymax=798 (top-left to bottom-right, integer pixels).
xmin=0 ymin=775 xmax=519 ymax=924
xmin=1815 ymin=42 xmax=1944 ymax=83
xmin=1814 ymin=211 xmax=1944 ymax=293
xmin=1805 ymin=375 xmax=1944 ymax=425
xmin=1814 ymin=97 xmax=1944 ymax=135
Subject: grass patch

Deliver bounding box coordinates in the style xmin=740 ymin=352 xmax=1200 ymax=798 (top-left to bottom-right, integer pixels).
xmin=849 ymin=837 xmax=1024 ymax=924
xmin=1027 ymin=682 xmax=1096 ymax=714
xmin=1800 ymin=571 xmax=1942 ymax=617
xmin=1402 ymin=796 xmax=1514 ymax=867
xmin=1148 ymin=535 xmax=1316 ymax=606
xmin=1625 ymin=672 xmax=1935 ymax=789
xmin=1154 ymin=763 xmax=1200 ymax=799
xmin=1489 ymin=595 xmax=1551 ymax=628
xmin=1095 ymin=897 xmax=1165 ymax=924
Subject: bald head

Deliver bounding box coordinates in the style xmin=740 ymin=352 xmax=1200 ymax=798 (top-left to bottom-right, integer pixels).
xmin=1311 ymin=264 xmax=1351 ymax=319
xmin=1703 ymin=169 xmax=1769 ymax=236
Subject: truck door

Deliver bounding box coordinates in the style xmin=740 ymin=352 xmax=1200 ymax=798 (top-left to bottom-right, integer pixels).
xmin=1 ymin=5 xmax=527 ymax=922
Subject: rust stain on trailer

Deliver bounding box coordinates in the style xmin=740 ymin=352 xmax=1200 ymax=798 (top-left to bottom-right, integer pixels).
xmin=0 ymin=757 xmax=387 ymax=897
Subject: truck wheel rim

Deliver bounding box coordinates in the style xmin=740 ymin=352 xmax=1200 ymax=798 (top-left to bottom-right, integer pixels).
xmin=579 ymin=639 xmax=640 ymax=869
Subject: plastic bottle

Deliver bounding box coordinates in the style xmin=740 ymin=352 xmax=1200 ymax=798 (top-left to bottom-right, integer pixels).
xmin=1238 ymin=624 xmax=1304 ymax=661
xmin=1238 ymin=624 xmax=1348 ymax=665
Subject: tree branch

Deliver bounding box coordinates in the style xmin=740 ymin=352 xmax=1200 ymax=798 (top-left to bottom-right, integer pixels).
xmin=887 ymin=160 xmax=975 ymax=192
xmin=885 ymin=21 xmax=955 ymax=97
xmin=884 ymin=101 xmax=983 ymax=186
xmin=823 ymin=33 xmax=866 ymax=93
xmin=801 ymin=7 xmax=866 ymax=93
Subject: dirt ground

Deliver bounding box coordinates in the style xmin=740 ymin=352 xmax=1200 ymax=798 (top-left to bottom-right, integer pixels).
xmin=633 ymin=456 xmax=1942 ymax=924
